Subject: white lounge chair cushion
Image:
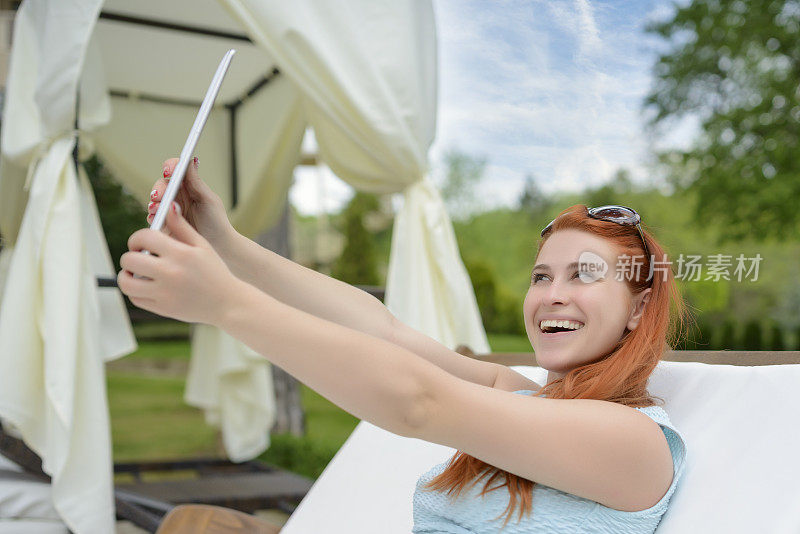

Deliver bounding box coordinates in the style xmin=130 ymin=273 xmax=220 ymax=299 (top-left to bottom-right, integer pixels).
xmin=0 ymin=520 xmax=69 ymax=534
xmin=280 ymin=360 xmax=800 ymax=534
xmin=0 ymin=453 xmax=66 ymax=532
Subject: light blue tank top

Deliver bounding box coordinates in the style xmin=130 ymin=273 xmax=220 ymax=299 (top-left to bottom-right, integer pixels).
xmin=412 ymin=390 xmax=687 ymax=533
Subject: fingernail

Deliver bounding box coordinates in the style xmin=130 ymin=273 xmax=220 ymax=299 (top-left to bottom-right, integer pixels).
xmin=192 ymin=156 xmax=199 ymax=168
xmin=172 ymin=202 xmax=181 ymax=215
xmin=150 ymin=190 xmax=158 ymax=200
xmin=147 ymin=213 xmax=154 ymax=222
xmin=163 ymin=168 xmax=171 ymax=178
xmin=148 ymin=201 xmax=155 ymax=210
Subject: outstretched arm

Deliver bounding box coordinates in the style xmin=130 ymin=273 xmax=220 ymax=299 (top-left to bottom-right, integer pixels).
xmin=217 ymin=228 xmax=501 ymax=388
xmin=148 ymin=157 xmax=500 ymax=388
xmin=118 ymin=204 xmax=457 ymax=436
xmin=218 ymin=275 xmax=437 ymax=437
xmin=217 ymin=229 xmax=394 ymax=343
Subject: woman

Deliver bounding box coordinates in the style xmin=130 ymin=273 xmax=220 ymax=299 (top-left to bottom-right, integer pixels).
xmin=121 ymin=158 xmax=687 ymax=532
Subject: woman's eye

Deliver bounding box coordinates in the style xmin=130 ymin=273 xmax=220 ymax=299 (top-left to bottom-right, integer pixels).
xmin=531 ymin=273 xmax=548 ymax=284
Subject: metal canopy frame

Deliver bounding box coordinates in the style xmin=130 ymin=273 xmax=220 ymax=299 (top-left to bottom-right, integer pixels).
xmin=75 ymin=10 xmax=285 ymax=288
xmin=81 ymin=10 xmax=282 ymax=216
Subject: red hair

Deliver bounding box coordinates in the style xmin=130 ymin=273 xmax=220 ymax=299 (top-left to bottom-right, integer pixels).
xmin=421 ymin=204 xmax=689 ymax=527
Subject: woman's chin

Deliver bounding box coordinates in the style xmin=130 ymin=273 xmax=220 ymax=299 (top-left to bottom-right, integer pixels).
xmin=532 ymin=350 xmax=572 ymax=372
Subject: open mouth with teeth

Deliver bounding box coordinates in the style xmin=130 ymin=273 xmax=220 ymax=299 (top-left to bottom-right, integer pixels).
xmin=539 ymin=319 xmax=585 ymax=337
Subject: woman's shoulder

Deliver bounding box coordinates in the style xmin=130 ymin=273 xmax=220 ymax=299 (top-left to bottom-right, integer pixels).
xmin=632 ymin=404 xmax=688 ymax=490
xmin=632 ymin=404 xmax=673 ymax=429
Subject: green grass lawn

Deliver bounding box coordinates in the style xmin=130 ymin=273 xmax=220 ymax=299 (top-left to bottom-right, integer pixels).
xmin=109 ymin=333 xmax=532 ymax=478
xmin=486 ymin=333 xmax=533 ymax=352
xmin=109 ymin=372 xmax=217 ymax=460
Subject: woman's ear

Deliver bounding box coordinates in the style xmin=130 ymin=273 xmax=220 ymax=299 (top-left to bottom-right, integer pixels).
xmin=627 ymin=288 xmax=652 ymax=331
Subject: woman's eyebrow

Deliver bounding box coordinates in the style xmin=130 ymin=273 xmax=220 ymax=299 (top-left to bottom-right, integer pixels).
xmin=532 ymin=262 xmax=580 ymax=272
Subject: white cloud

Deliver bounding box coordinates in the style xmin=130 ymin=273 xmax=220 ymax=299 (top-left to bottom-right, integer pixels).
xmin=290 ymin=164 xmax=354 ymax=217
xmin=548 ymin=0 xmax=603 ymax=63
xmin=289 ymin=1 xmax=699 ymax=216
xmin=427 ymin=0 xmax=698 ymax=211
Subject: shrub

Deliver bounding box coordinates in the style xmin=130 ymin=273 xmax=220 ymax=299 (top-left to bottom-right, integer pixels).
xmin=493 ymin=288 xmax=525 ymax=335
xmin=331 ymin=192 xmax=381 ymax=286
xmin=462 ymin=257 xmax=525 ymax=335
xmin=742 ymin=320 xmax=763 ymax=351
xmin=463 ymin=257 xmax=499 ymax=331
xmin=718 ymin=319 xmax=737 ymax=350
xmin=258 ymin=433 xmax=339 ymax=480
xmin=796 ymin=325 xmax=800 ymax=351
xmin=767 ymin=323 xmax=785 ymax=351
xmin=677 ymin=318 xmax=713 ymax=350
xmin=696 ymin=320 xmax=714 ymax=349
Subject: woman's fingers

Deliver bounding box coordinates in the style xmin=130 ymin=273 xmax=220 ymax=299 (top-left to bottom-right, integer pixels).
xmin=117 ymin=259 xmax=159 ymax=304
xmin=183 ymin=156 xmax=215 ymax=200
xmin=154 ymin=157 xmax=204 ymax=203
xmin=127 ymin=226 xmax=176 ymax=257
xmin=164 ymin=201 xmax=204 ymax=247
xmin=162 ymin=158 xmax=180 ymax=179
xmin=150 ymin=178 xmax=168 ymax=202
xmin=119 ymin=249 xmax=160 ymax=287
xmin=147 ymin=198 xmax=162 ymax=224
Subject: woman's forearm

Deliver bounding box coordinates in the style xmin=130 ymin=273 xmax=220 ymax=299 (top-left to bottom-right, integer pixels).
xmin=217 ymin=278 xmax=433 ymax=437
xmin=214 ymin=229 xmax=501 ymax=389
xmin=216 ymin=228 xmax=394 ymax=342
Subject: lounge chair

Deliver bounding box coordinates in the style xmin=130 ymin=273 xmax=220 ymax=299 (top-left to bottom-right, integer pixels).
xmin=0 ymin=423 xmax=309 ymax=533
xmin=278 ymin=350 xmax=800 ymax=533
xmin=156 ymin=504 xmax=280 ymax=534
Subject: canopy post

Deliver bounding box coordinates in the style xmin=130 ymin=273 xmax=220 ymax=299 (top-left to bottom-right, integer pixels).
xmin=223 ymin=67 xmax=281 ymax=210
xmin=73 ymin=89 xmax=79 ymax=176
xmin=226 ymin=102 xmax=239 ymax=209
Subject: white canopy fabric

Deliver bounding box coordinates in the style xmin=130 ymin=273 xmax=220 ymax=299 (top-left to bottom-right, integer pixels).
xmin=0 ymin=0 xmax=490 ymax=531
xmin=0 ymin=3 xmax=132 ymax=533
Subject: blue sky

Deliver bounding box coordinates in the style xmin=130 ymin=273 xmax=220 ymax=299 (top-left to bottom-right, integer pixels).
xmin=290 ymin=0 xmax=696 ymax=216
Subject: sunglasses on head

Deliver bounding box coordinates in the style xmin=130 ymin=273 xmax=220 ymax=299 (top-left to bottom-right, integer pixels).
xmin=540 ymin=205 xmax=651 ymax=264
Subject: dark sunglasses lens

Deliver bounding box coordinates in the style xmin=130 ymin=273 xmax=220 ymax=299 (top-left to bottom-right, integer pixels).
xmin=541 ymin=220 xmax=554 ymax=237
xmin=592 ymin=206 xmax=637 ymax=223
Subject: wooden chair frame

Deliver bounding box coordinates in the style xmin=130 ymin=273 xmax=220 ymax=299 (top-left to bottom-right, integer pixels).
xmin=456 ymin=348 xmax=800 ymax=367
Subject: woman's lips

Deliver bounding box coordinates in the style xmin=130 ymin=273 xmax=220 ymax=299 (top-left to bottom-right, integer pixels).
xmin=539 ymin=328 xmax=582 ymax=341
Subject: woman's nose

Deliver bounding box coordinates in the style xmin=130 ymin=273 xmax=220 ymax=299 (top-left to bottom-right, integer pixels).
xmin=544 ymin=278 xmax=571 ymax=305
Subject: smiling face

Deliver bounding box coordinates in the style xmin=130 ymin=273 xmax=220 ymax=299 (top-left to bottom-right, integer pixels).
xmin=523 ymin=229 xmax=651 ymax=383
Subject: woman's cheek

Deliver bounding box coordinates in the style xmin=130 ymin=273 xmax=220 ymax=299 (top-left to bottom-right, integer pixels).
xmin=522 ymin=291 xmax=533 ymax=322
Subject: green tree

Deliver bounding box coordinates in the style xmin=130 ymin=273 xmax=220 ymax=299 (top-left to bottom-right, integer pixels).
xmin=795 ymin=324 xmax=800 ymax=350
xmin=678 ymin=318 xmax=713 ymax=349
xmin=719 ymin=319 xmax=738 ymax=349
xmin=609 ymin=169 xmax=634 ymax=194
xmin=462 ymin=257 xmax=525 ymax=335
xmin=697 ymin=320 xmax=715 ymax=349
xmin=84 ymin=155 xmax=146 ymax=270
xmin=742 ymin=320 xmax=763 ymax=350
xmin=463 ymin=257 xmax=499 ymax=332
xmin=585 ymin=185 xmax=615 ymax=209
xmin=517 ymin=173 xmax=551 ymax=218
xmin=493 ymin=288 xmax=525 ymax=335
xmin=576 ymin=169 xmax=634 ymax=209
xmin=646 ymin=0 xmax=800 ymax=241
xmin=331 ymin=191 xmax=381 ymax=286
xmin=439 ymin=149 xmax=487 ymax=222
xmin=768 ymin=323 xmax=785 ymax=350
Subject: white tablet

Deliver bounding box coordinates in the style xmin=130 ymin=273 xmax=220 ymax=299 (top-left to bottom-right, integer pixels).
xmin=134 ymin=49 xmax=236 ymax=278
